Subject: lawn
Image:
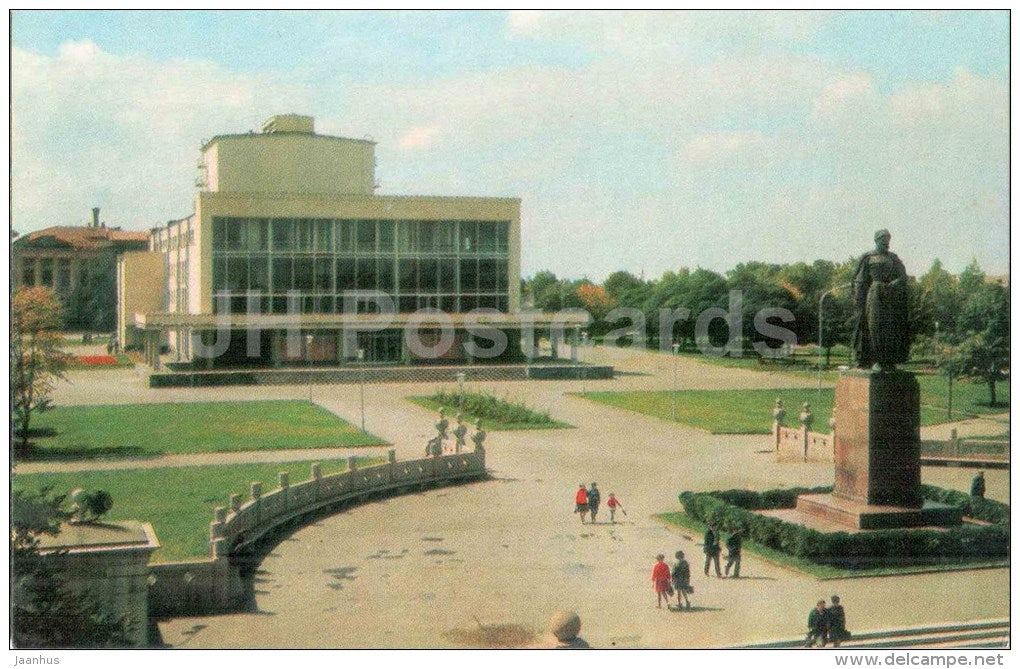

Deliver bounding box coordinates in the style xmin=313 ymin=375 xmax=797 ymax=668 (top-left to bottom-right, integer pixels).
xmin=406 ymin=393 xmax=573 ymax=431
xmin=14 ymin=458 xmax=381 ymax=562
xmin=25 ymin=400 xmax=387 ymax=460
xmin=655 ymin=512 xmax=1008 ymax=580
xmin=578 ymin=375 xmax=1008 ymax=435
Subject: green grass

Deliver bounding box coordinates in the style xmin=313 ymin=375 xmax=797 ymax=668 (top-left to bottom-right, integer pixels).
xmin=578 ymin=375 xmax=1008 ymax=435
xmin=406 ymin=395 xmax=573 ymax=431
xmin=14 ymin=458 xmax=381 ymax=562
xmin=656 ymin=511 xmax=1008 ymax=580
xmin=25 ymin=400 xmax=388 ymax=461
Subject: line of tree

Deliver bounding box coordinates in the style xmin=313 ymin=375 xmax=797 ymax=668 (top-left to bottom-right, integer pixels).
xmin=523 ymin=258 xmax=1008 ymax=405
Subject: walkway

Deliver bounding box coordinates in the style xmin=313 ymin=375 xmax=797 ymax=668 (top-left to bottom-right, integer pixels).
xmin=45 ymin=346 xmax=1008 ymax=648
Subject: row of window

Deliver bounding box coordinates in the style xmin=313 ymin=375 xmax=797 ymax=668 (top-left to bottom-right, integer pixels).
xmin=211 ymin=217 xmax=510 ymax=255
xmin=210 ymin=293 xmax=510 ymax=315
xmin=211 ymin=256 xmax=509 ymax=295
xmin=19 ymin=257 xmax=82 ymax=293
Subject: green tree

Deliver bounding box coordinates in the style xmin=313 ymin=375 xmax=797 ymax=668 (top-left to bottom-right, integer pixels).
xmin=957 ymin=332 xmax=1008 ymax=408
xmin=11 ymin=287 xmax=67 ymax=457
xmin=11 ymin=488 xmax=133 ymax=647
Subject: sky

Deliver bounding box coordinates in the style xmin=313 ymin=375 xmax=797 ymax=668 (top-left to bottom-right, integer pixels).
xmin=10 ymin=10 xmax=1010 ymax=280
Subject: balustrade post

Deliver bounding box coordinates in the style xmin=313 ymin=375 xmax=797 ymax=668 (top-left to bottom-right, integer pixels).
xmin=388 ymin=449 xmax=396 ymax=482
xmin=279 ymin=471 xmax=289 ymax=511
xmin=772 ymin=399 xmax=786 ymax=452
xmin=229 ymin=494 xmax=241 ymax=514
xmin=799 ymin=402 xmax=813 ymax=462
xmin=251 ymin=482 xmax=262 ymax=524
xmin=311 ymin=463 xmax=321 ymax=501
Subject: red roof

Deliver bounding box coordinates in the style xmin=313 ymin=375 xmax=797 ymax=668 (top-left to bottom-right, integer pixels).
xmin=16 ymin=226 xmax=149 ymax=251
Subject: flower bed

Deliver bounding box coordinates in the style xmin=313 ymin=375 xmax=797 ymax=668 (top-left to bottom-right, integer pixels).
xmin=76 ymin=354 xmax=119 ymax=366
xmin=678 ymin=485 xmax=1009 ymax=569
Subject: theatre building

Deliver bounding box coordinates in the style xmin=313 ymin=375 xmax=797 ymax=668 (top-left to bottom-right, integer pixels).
xmin=119 ymin=115 xmax=584 ymax=369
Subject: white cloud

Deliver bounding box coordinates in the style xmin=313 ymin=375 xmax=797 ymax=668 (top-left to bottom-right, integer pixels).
xmin=11 ymin=41 xmax=311 ymax=231
xmin=398 ymin=124 xmax=441 ymax=149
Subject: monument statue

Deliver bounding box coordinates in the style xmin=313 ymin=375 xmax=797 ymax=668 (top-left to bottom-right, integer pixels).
xmin=851 ymin=229 xmax=911 ymax=370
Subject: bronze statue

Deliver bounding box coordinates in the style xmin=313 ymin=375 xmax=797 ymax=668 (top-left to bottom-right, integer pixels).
xmin=851 ymin=229 xmax=910 ymax=370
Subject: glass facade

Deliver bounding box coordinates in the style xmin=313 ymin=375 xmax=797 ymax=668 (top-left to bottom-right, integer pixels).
xmin=211 ymin=217 xmax=510 ymax=314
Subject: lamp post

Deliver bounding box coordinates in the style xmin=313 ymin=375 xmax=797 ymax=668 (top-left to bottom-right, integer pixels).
xmin=817 ymin=284 xmax=851 ymax=392
xmin=305 ymin=334 xmax=314 ymax=402
xmin=671 ymin=342 xmax=680 ymax=421
xmin=357 ymin=348 xmax=366 ymax=433
xmin=456 ymin=371 xmax=466 ymax=416
xmin=580 ymin=330 xmax=589 ymax=396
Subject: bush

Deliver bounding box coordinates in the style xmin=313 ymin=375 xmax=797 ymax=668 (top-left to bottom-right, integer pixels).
xmin=428 ymin=389 xmax=555 ymax=426
xmin=678 ymin=485 xmax=1008 ymax=569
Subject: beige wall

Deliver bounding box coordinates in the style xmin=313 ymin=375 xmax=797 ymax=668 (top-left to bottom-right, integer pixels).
xmin=193 ymin=191 xmax=522 ymax=315
xmin=204 ymin=134 xmax=375 ymax=196
xmin=117 ymin=252 xmax=166 ymax=347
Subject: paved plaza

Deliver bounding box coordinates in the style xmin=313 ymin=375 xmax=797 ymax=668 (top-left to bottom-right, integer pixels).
xmin=45 ymin=346 xmax=1009 ymax=648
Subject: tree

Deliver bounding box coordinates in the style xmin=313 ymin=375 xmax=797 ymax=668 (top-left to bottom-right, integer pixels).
xmin=957 ymin=332 xmax=1008 ymax=408
xmin=11 ymin=286 xmax=67 ymax=457
xmin=11 ymin=488 xmax=133 ymax=647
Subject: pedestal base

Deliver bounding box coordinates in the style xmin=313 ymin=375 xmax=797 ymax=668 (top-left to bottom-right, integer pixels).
xmin=796 ymin=493 xmax=963 ymax=530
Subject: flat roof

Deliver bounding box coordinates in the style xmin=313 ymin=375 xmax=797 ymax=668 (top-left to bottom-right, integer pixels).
xmin=202 ymin=131 xmax=376 ymax=152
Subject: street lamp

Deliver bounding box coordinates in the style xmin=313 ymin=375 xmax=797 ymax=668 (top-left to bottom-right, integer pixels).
xmin=305 ymin=334 xmax=314 ymax=402
xmin=357 ymin=348 xmax=366 ymax=433
xmin=671 ymin=342 xmax=680 ymax=421
xmin=456 ymin=371 xmax=466 ymax=416
xmin=580 ymin=330 xmax=589 ymax=396
xmin=817 ymin=284 xmax=851 ymax=392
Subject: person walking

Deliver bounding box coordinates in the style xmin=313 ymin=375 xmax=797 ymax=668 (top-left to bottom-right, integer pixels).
xmin=671 ymin=551 xmax=692 ymax=610
xmin=587 ymin=482 xmax=601 ymax=524
xmin=724 ymin=529 xmax=743 ymax=578
xmin=574 ymin=484 xmax=589 ymax=524
xmin=606 ymin=493 xmax=625 ymax=523
xmin=703 ymin=523 xmax=722 ymax=577
xmin=652 ymin=554 xmax=672 ymax=609
xmin=806 ymin=600 xmax=829 ymax=648
xmin=827 ymin=595 xmax=849 ymax=647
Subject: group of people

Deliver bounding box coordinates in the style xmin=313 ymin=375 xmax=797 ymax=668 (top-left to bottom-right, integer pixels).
xmin=651 ymin=552 xmax=694 ymax=610
xmin=702 ymin=523 xmax=742 ymax=579
xmin=806 ymin=595 xmax=850 ymax=647
xmin=425 ymin=408 xmax=485 ymax=457
xmin=573 ymin=483 xmax=625 ymax=524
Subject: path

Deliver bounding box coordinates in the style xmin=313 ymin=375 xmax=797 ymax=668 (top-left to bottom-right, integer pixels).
xmin=44 ymin=346 xmax=1009 ymax=648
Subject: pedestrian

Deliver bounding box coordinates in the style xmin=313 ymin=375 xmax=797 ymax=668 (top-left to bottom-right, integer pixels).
xmin=587 ymin=482 xmax=601 ymax=524
xmin=724 ymin=528 xmax=743 ymax=578
xmin=827 ymin=595 xmax=849 ymax=647
xmin=607 ymin=493 xmax=625 ymax=523
xmin=574 ymin=484 xmax=589 ymax=524
xmin=652 ymin=554 xmax=672 ymax=609
xmin=806 ymin=600 xmax=829 ymax=648
xmin=671 ymin=551 xmax=692 ymax=610
xmin=703 ymin=523 xmax=722 ymax=577
xmin=971 ymin=471 xmax=986 ymax=500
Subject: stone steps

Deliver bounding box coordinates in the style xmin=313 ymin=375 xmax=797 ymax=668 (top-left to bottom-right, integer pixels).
xmin=737 ymin=619 xmax=1009 ymax=649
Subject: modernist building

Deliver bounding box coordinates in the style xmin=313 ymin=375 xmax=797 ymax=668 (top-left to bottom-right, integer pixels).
xmin=120 ymin=115 xmax=583 ymax=368
xmin=13 ymin=209 xmax=149 ymax=330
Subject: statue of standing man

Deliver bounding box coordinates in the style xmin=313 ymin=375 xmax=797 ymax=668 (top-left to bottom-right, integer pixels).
xmin=851 ymin=229 xmax=911 ymax=370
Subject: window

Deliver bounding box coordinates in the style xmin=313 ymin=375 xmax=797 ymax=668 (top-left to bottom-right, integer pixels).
xmin=40 ymin=259 xmax=53 ymax=287
xmin=314 ymin=257 xmax=333 ymax=293
xmin=378 ymin=220 xmax=395 ymax=252
xmin=397 ymin=220 xmax=417 ymax=252
xmin=295 ymin=219 xmax=313 ymax=251
xmin=336 ymin=257 xmax=356 ymax=291
xmin=272 ymin=219 xmax=294 ymax=251
xmin=459 ymin=221 xmax=477 ymax=252
xmin=250 ymin=257 xmax=269 ymax=292
xmin=438 ymin=259 xmax=457 ymax=292
xmin=249 ymin=219 xmax=269 ymax=251
xmin=459 ymin=258 xmax=478 ymax=293
xmin=272 ymin=257 xmax=293 ymax=291
xmin=398 ymin=258 xmax=417 ymax=292
xmin=315 ymin=219 xmax=333 ymax=252
xmin=293 ymin=257 xmax=314 ymax=291
xmin=226 ymin=257 xmax=248 ymax=291
xmin=213 ymin=218 xmax=227 ymax=250
xmin=478 ymin=221 xmax=499 ymax=252
xmin=356 ymin=258 xmax=376 ymax=290
xmin=377 ymin=258 xmax=395 ymax=294
xmin=337 ymin=219 xmax=354 ymax=252
xmin=419 ymin=258 xmax=438 ymax=292
xmin=21 ymin=261 xmax=34 ymax=286
xmin=357 ymin=219 xmax=376 ymax=253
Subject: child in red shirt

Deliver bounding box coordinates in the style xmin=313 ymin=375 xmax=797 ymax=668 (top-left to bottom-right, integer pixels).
xmin=575 ymin=484 xmax=589 ymax=524
xmin=607 ymin=493 xmax=625 ymax=523
xmin=652 ymin=554 xmax=672 ymax=609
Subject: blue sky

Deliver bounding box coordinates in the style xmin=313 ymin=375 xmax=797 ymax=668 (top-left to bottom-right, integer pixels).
xmin=11 ymin=10 xmax=1009 ymax=279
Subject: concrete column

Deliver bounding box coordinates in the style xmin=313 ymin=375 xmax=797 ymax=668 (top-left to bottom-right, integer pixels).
xmin=151 ymin=332 xmax=161 ymax=371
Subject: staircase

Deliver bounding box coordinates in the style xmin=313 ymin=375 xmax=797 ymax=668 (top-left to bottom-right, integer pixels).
xmin=738 ymin=619 xmax=1009 ymax=649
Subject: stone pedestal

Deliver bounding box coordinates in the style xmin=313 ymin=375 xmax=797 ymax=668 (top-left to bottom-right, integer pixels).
xmin=797 ymin=369 xmax=961 ymax=529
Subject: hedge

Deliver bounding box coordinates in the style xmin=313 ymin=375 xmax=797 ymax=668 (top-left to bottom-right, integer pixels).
xmin=678 ymin=486 xmax=1008 ymax=569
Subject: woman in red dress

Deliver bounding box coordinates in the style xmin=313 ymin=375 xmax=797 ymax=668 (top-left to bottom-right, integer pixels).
xmin=652 ymin=554 xmax=672 ymax=609
xmin=574 ymin=484 xmax=589 ymax=524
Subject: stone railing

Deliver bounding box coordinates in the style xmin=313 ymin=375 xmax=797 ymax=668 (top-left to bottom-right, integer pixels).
xmin=771 ymin=400 xmax=834 ymax=463
xmin=149 ymin=449 xmax=486 ymax=617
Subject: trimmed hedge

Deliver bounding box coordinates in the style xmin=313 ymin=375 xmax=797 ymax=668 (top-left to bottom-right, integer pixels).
xmin=678 ymin=486 xmax=1008 ymax=569
xmin=428 ymin=389 xmax=556 ymax=426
